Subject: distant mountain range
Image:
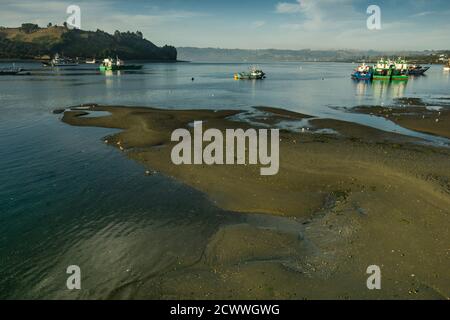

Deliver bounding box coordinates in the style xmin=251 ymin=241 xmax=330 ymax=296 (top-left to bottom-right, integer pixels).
xmin=0 ymin=23 xmax=177 ymax=61
xmin=178 ymin=47 xmax=449 ymax=64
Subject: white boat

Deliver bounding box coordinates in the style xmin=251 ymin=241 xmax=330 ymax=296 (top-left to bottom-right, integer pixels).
xmin=86 ymin=58 xmax=97 ymax=64
xmin=444 ymin=60 xmax=450 ymax=71
xmin=0 ymin=63 xmax=23 ymax=75
xmin=43 ymin=53 xmax=79 ymax=67
xmin=234 ymin=66 xmax=266 ymax=80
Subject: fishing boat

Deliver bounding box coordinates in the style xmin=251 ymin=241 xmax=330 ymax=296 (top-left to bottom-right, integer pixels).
xmin=407 ymin=65 xmax=430 ymax=75
xmin=351 ymin=63 xmax=373 ymax=80
xmin=391 ymin=58 xmax=409 ymax=81
xmin=444 ymin=60 xmax=450 ymax=71
xmin=372 ymin=59 xmax=394 ymax=81
xmin=371 ymin=58 xmax=409 ymax=81
xmin=99 ymin=57 xmax=143 ymax=71
xmin=42 ymin=53 xmax=79 ymax=67
xmin=0 ymin=64 xmax=23 ymax=76
xmin=234 ymin=67 xmax=266 ymax=80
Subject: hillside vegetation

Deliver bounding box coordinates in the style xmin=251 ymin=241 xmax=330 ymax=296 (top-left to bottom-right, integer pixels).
xmin=0 ymin=23 xmax=177 ymax=61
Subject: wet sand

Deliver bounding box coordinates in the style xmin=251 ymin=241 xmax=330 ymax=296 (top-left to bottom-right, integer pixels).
xmin=351 ymin=97 xmax=450 ymax=139
xmin=60 ymin=104 xmax=450 ymax=299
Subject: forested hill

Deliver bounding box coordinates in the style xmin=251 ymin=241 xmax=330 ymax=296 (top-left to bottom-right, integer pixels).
xmin=0 ymin=23 xmax=177 ymax=61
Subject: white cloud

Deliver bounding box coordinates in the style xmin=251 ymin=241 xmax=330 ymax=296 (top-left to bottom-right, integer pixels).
xmin=411 ymin=11 xmax=434 ymax=17
xmin=275 ymin=2 xmax=302 ymax=14
xmin=251 ymin=20 xmax=266 ymax=28
xmin=280 ymin=23 xmax=302 ymax=30
xmin=275 ymin=0 xmax=361 ymax=31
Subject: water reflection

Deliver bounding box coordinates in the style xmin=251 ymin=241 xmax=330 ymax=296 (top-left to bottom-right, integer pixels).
xmin=103 ymin=70 xmax=122 ymax=89
xmin=353 ymin=80 xmax=407 ymax=104
xmin=103 ymin=70 xmax=122 ymax=77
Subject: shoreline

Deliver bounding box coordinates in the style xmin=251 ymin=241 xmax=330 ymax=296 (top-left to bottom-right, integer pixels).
xmin=59 ymin=104 xmax=450 ymax=299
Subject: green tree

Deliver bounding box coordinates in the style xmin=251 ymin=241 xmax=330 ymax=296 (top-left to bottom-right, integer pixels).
xmin=21 ymin=23 xmax=39 ymax=33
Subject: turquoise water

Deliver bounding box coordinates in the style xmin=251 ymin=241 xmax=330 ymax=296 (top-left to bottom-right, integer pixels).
xmin=0 ymin=62 xmax=449 ymax=298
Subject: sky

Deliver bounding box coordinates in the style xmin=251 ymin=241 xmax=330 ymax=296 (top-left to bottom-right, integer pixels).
xmin=1 ymin=0 xmax=450 ymax=50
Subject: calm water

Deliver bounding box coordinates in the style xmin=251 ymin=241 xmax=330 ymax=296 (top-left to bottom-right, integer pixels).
xmin=0 ymin=61 xmax=449 ymax=298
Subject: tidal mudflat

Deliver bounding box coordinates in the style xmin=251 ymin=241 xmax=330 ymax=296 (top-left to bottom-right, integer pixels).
xmin=350 ymin=97 xmax=450 ymax=139
xmin=59 ymin=103 xmax=450 ymax=299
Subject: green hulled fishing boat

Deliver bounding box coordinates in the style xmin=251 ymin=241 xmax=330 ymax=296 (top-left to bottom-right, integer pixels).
xmin=99 ymin=57 xmax=143 ymax=71
xmin=391 ymin=58 xmax=409 ymax=81
xmin=372 ymin=59 xmax=393 ymax=81
xmin=371 ymin=58 xmax=409 ymax=81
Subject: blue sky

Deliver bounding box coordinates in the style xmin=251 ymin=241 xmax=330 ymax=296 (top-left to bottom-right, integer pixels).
xmin=1 ymin=0 xmax=450 ymax=50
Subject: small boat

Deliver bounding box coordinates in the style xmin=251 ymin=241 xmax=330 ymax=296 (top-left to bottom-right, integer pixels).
xmin=86 ymin=58 xmax=97 ymax=64
xmin=99 ymin=57 xmax=143 ymax=71
xmin=407 ymin=65 xmax=430 ymax=75
xmin=43 ymin=53 xmax=79 ymax=67
xmin=234 ymin=67 xmax=266 ymax=80
xmin=351 ymin=63 xmax=373 ymax=80
xmin=0 ymin=64 xmax=23 ymax=76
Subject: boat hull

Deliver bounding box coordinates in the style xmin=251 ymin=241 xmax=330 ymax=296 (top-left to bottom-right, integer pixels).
xmin=234 ymin=73 xmax=265 ymax=80
xmin=372 ymin=76 xmax=391 ymax=81
xmin=372 ymin=67 xmax=393 ymax=81
xmin=391 ymin=75 xmax=409 ymax=81
xmin=351 ymin=72 xmax=372 ymax=81
xmin=43 ymin=61 xmax=79 ymax=67
xmin=408 ymin=67 xmax=430 ymax=75
xmin=0 ymin=71 xmax=20 ymax=75
xmin=119 ymin=65 xmax=143 ymax=70
xmin=0 ymin=67 xmax=23 ymax=76
xmin=100 ymin=65 xmax=143 ymax=71
xmin=53 ymin=64 xmax=79 ymax=67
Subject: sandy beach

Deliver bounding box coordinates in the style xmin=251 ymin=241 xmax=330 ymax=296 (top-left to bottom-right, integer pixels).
xmin=60 ymin=104 xmax=450 ymax=299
